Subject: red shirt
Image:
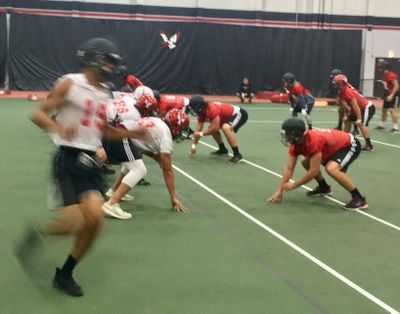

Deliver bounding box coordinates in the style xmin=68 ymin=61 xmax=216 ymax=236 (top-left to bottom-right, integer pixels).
xmin=289 ymin=129 xmax=352 ymax=162
xmin=383 ymin=70 xmax=398 ymax=95
xmin=125 ymin=74 xmax=144 ymax=87
xmin=338 ymin=85 xmax=369 ymax=115
xmin=158 ymin=95 xmax=185 ymax=114
xmin=286 ymin=82 xmax=311 ymax=97
xmin=197 ymin=102 xmax=235 ymax=127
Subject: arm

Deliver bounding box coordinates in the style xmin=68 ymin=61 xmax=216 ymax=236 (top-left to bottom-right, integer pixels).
xmin=189 ymin=120 xmax=205 ymax=157
xmin=195 ymin=116 xmax=220 ymax=137
xmin=268 ymin=154 xmax=298 ymax=203
xmin=31 ymin=78 xmax=77 ymax=140
xmin=387 ymin=79 xmax=399 ymax=101
xmin=349 ymin=97 xmax=362 ymax=126
xmin=103 ymin=124 xmax=147 ymax=140
xmin=159 ymin=153 xmax=188 ymax=212
xmin=282 ymin=153 xmax=322 ymax=191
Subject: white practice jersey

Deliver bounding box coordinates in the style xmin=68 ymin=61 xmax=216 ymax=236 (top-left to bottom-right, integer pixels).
xmin=122 ymin=117 xmax=173 ymax=154
xmin=51 ymin=73 xmax=110 ymax=151
xmin=107 ymin=92 xmax=141 ymax=123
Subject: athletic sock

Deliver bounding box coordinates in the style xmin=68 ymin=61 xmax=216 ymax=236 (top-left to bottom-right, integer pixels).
xmin=350 ymin=188 xmax=362 ymax=199
xmin=365 ymin=138 xmax=372 ymax=146
xmin=317 ymin=178 xmax=329 ymax=189
xmin=61 ymin=254 xmax=78 ymax=277
xmin=232 ymin=146 xmax=240 ymax=156
xmin=218 ymin=143 xmax=227 ymax=151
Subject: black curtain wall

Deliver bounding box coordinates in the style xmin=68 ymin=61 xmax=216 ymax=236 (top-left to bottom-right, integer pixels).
xmin=9 ymin=12 xmax=362 ymax=95
xmin=0 ymin=12 xmax=6 ymax=88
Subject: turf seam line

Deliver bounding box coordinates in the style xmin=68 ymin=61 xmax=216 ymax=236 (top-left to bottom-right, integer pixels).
xmin=173 ymin=164 xmax=399 ymax=314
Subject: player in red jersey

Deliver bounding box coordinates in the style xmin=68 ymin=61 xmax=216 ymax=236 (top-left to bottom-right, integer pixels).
xmin=152 ymin=91 xmax=190 ymax=117
xmin=188 ymin=95 xmax=248 ymax=163
xmin=375 ymin=60 xmax=399 ymax=132
xmin=268 ymin=117 xmax=367 ymax=211
xmin=114 ymin=65 xmax=144 ymax=92
xmin=333 ymin=74 xmax=375 ymax=151
xmin=282 ymin=73 xmax=314 ymax=130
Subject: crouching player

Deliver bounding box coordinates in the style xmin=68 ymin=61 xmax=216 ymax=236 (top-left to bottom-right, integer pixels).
xmin=268 ymin=117 xmax=368 ymax=211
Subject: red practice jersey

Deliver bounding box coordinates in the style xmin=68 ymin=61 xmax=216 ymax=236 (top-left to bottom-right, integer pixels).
xmin=197 ymin=102 xmax=235 ymax=127
xmin=286 ymin=82 xmax=311 ymax=97
xmin=158 ymin=95 xmax=185 ymax=114
xmin=382 ymin=70 xmax=398 ymax=95
xmin=125 ymin=74 xmax=144 ymax=88
xmin=289 ymin=129 xmax=352 ymax=163
xmin=338 ymin=85 xmax=369 ymax=116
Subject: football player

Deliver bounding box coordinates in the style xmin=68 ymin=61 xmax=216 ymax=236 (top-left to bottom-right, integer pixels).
xmin=333 ymin=74 xmax=375 ymax=151
xmin=113 ymin=64 xmax=143 ymax=92
xmin=268 ymin=117 xmax=367 ymax=211
xmin=122 ymin=109 xmax=190 ymax=212
xmin=16 ymin=38 xmax=146 ymax=297
xmin=282 ymin=73 xmax=314 ymax=130
xmin=188 ymin=95 xmax=248 ymax=163
xmin=375 ymin=59 xmax=399 ymax=132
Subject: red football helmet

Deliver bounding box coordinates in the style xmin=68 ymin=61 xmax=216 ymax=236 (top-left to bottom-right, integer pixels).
xmin=135 ymin=94 xmax=158 ymax=116
xmin=333 ymin=74 xmax=348 ymax=86
xmin=164 ymin=109 xmax=190 ymax=139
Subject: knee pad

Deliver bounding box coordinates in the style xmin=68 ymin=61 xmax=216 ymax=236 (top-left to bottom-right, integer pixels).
xmin=121 ymin=160 xmax=147 ymax=188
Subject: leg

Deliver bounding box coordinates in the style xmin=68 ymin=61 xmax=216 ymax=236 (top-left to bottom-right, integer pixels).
xmin=209 ymin=130 xmax=228 ymax=155
xmin=390 ymin=107 xmax=399 ymax=131
xmin=377 ymin=108 xmax=388 ymax=129
xmin=301 ymin=158 xmax=331 ymax=196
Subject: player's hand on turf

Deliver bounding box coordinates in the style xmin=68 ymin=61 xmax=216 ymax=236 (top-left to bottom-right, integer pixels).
xmin=268 ymin=190 xmax=283 ymax=203
xmin=171 ymin=198 xmax=188 ymax=212
xmin=189 ymin=147 xmax=196 ymax=158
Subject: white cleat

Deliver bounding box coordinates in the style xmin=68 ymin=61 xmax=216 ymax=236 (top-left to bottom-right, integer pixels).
xmin=102 ymin=202 xmax=132 ymax=220
xmin=106 ymin=188 xmax=135 ymax=202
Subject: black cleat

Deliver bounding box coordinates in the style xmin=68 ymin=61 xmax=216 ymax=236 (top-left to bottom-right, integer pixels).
xmin=374 ymin=126 xmax=385 ymax=130
xmin=390 ymin=128 xmax=400 ymax=133
xmin=53 ymin=268 xmax=84 ymax=297
xmin=14 ymin=225 xmax=44 ymax=270
xmin=306 ymin=185 xmax=332 ymax=197
xmin=229 ymin=154 xmax=243 ymax=164
xmin=343 ymin=196 xmax=368 ymax=211
xmin=138 ymin=178 xmax=151 ymax=186
xmin=210 ymin=149 xmax=229 ymax=156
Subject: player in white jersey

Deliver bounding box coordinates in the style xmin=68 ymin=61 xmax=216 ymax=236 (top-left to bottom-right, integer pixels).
xmin=122 ymin=109 xmax=190 ymax=212
xmin=15 ymin=38 xmax=146 ymax=297
xmin=100 ymin=92 xmax=146 ymax=219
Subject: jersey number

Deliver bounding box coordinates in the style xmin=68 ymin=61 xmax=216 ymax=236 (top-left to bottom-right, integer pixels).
xmin=80 ymin=99 xmax=107 ymax=130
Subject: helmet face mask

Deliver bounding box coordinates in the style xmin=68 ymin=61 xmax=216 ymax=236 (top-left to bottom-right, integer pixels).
xmin=280 ymin=118 xmax=306 ymax=146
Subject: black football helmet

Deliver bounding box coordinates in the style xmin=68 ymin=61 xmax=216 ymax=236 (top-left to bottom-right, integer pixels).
xmin=377 ymin=59 xmax=390 ymax=71
xmin=114 ymin=65 xmax=128 ymax=80
xmin=329 ymin=69 xmax=342 ymax=80
xmin=77 ymin=38 xmax=121 ymax=79
xmin=153 ymin=90 xmax=161 ymax=103
xmin=282 ymin=72 xmax=296 ymax=85
xmin=189 ymin=95 xmax=207 ymax=115
xmin=280 ymin=117 xmax=306 ymax=146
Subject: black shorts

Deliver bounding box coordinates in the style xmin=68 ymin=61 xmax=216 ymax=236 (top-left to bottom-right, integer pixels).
xmin=383 ymin=91 xmax=400 ymax=109
xmin=102 ymin=138 xmax=142 ymax=164
xmin=292 ymin=95 xmax=314 ymax=115
xmin=52 ymin=146 xmax=106 ymax=207
xmin=324 ymin=137 xmax=361 ymax=172
xmin=348 ymin=103 xmax=375 ymax=126
xmin=227 ymin=108 xmax=248 ymax=133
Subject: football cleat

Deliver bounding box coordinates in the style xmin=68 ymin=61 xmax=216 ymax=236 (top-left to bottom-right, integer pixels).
xmin=343 ymin=197 xmax=368 ymax=211
xmin=306 ymin=185 xmax=332 ymax=197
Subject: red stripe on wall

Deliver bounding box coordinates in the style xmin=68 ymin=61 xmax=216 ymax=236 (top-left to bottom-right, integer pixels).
xmin=9 ymin=7 xmax=400 ymax=31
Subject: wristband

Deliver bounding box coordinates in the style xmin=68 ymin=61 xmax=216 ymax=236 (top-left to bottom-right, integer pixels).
xmin=199 ymin=131 xmax=204 ymax=137
xmin=191 ymin=144 xmax=196 ymax=150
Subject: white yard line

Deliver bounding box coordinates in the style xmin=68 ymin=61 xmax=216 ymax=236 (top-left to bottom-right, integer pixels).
xmin=198 ymin=140 xmax=400 ymax=232
xmin=173 ymin=164 xmax=399 ymax=314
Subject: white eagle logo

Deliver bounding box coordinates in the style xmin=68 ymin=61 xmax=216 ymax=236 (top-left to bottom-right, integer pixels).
xmin=160 ymin=31 xmax=181 ymax=50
